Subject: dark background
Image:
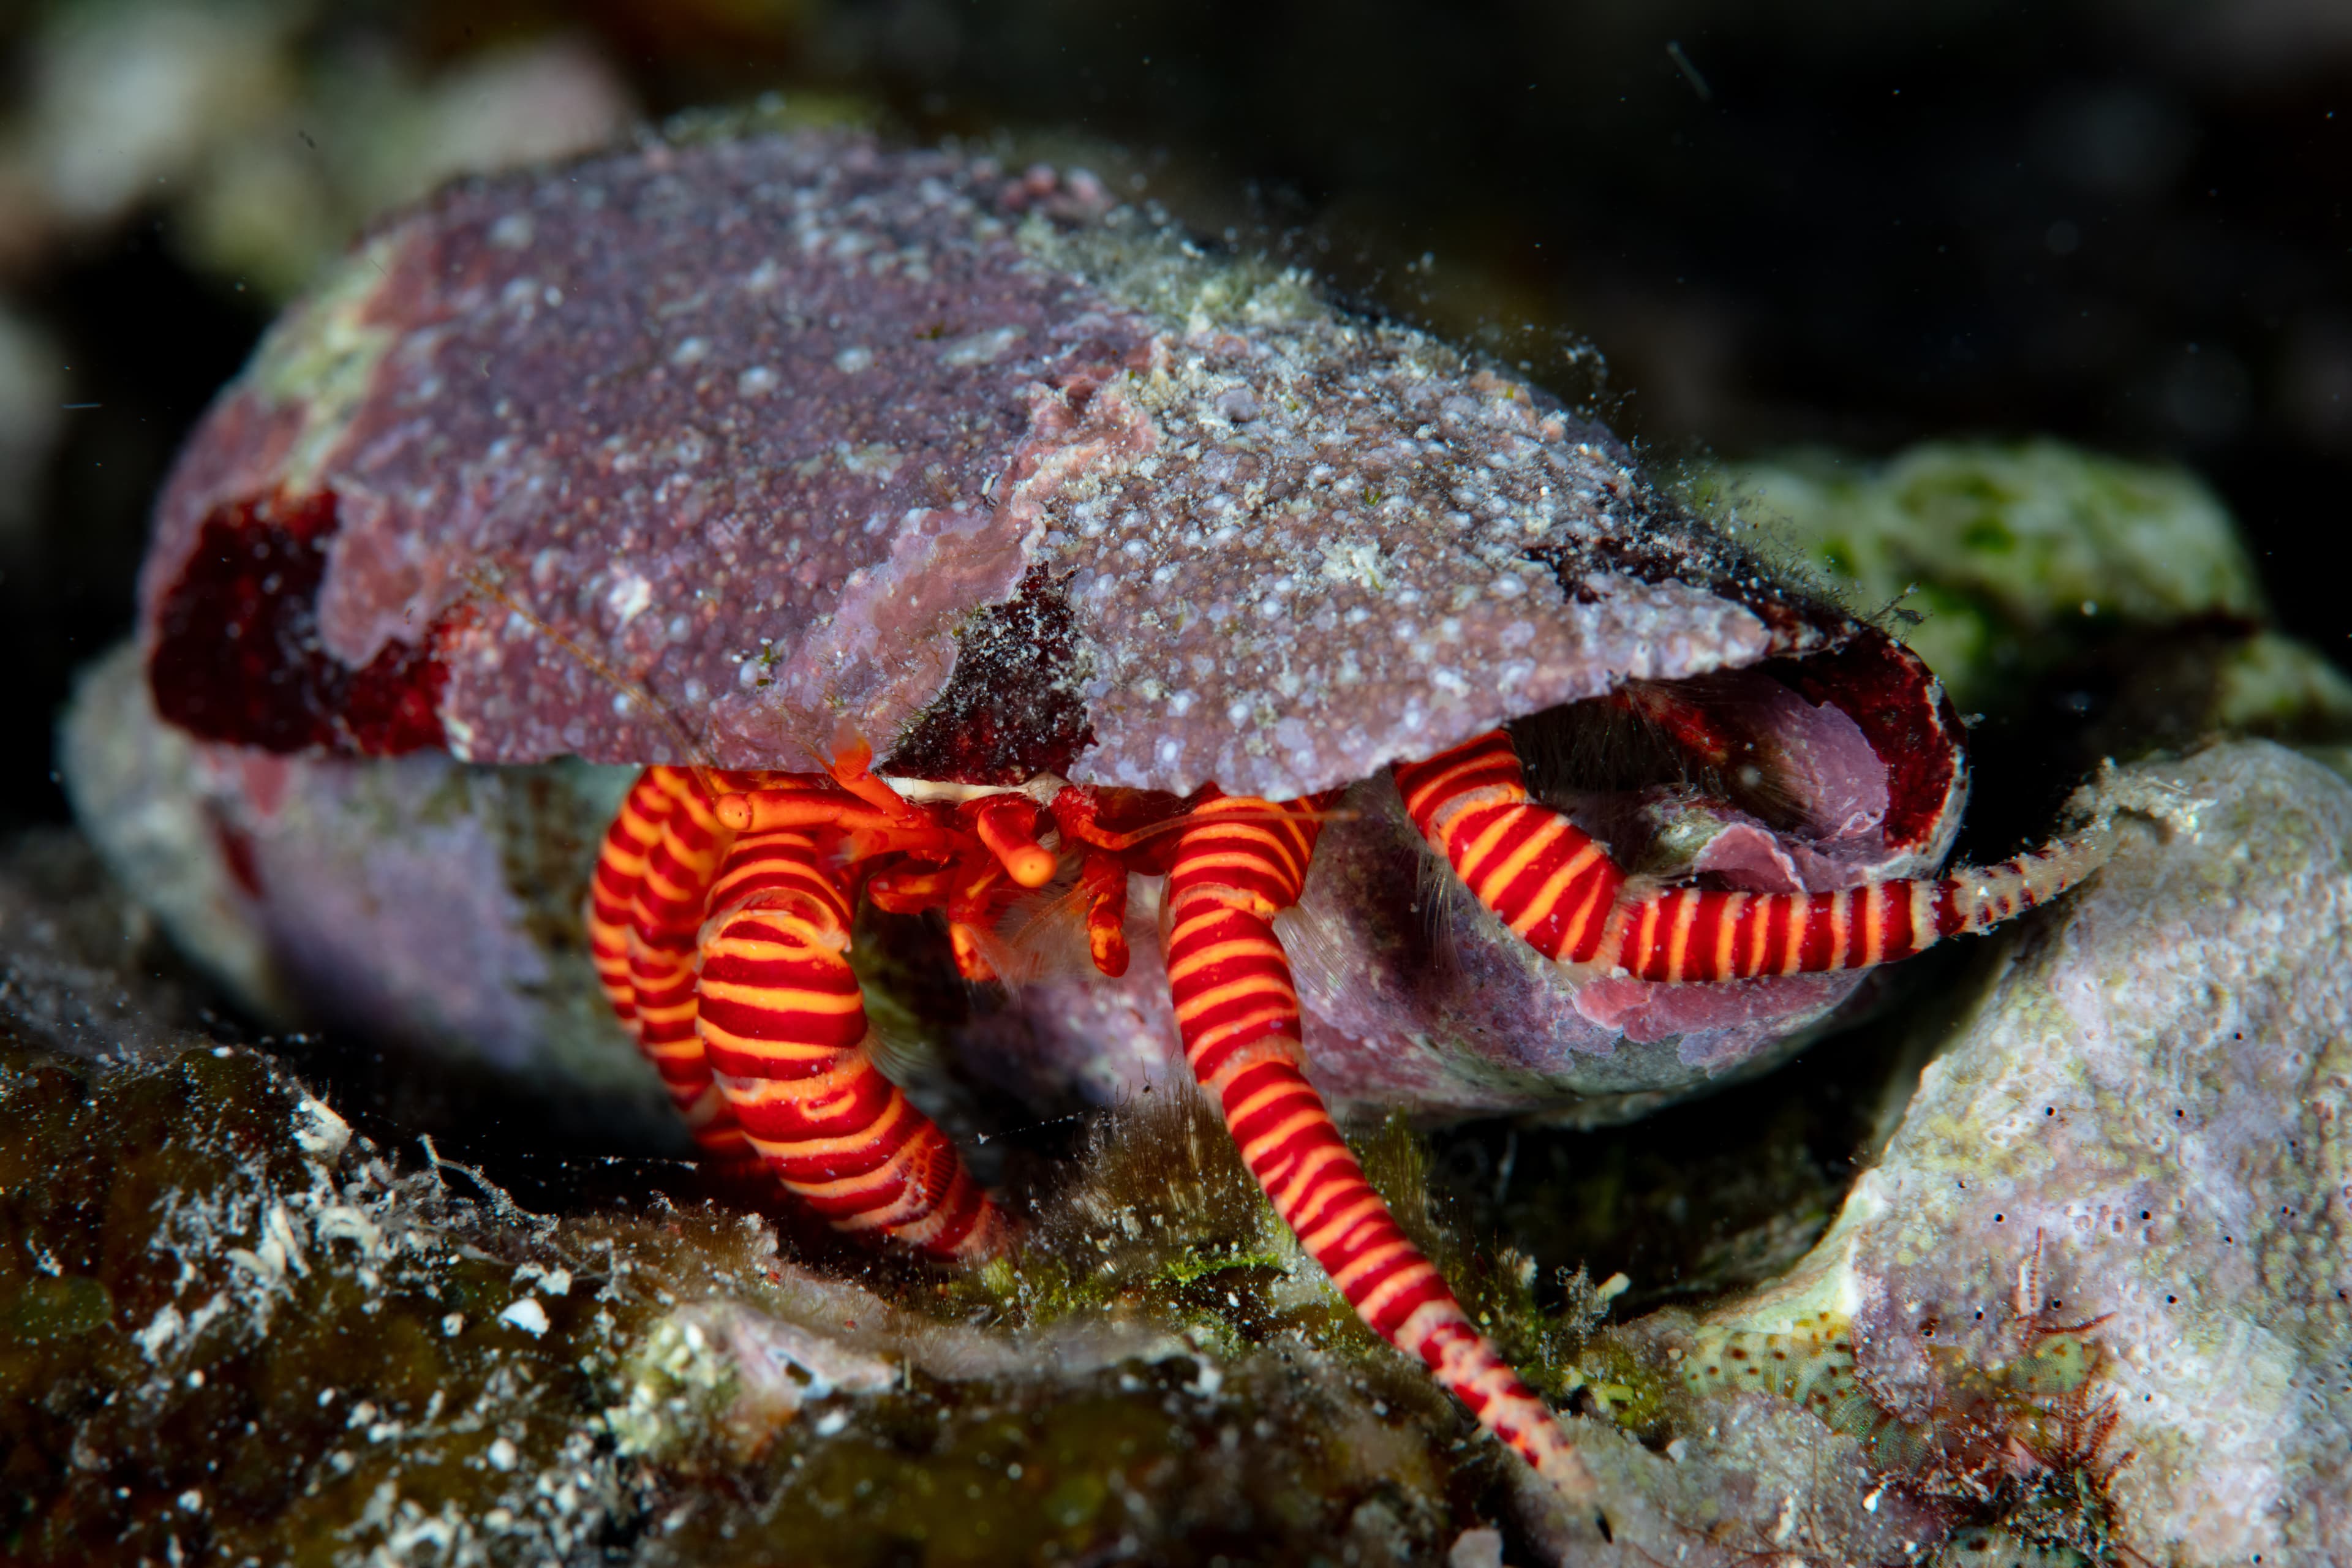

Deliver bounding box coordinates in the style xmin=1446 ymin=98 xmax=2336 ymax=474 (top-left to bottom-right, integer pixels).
xmin=6 ymin=0 xmax=2350 ymax=837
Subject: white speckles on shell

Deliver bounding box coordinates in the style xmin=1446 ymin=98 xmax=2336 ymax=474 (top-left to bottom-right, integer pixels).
xmin=938 ymin=324 xmax=1026 ymax=365
xmin=488 ymin=211 xmax=534 ymax=250
xmin=603 ymin=570 xmax=652 ymax=629
xmin=148 ymin=130 xmax=1820 ymax=789
xmin=989 ymin=262 xmax=1776 ymax=793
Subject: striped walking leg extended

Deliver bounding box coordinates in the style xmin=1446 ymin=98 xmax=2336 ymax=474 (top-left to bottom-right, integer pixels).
xmin=1163 ymin=796 xmax=1596 ymax=1498
xmin=694 ymin=829 xmax=1008 ymax=1262
xmin=1604 ymin=827 xmax=2116 ymax=982
xmin=1395 ymin=729 xmax=2115 ymax=983
xmin=1392 ymin=732 xmax=1627 ymax=963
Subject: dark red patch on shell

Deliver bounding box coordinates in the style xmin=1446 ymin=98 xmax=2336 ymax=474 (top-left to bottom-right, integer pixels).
xmin=148 ymin=488 xmax=450 ymax=755
xmin=881 ymin=568 xmax=1095 ymax=785
xmin=1774 ymin=631 xmax=1962 ymax=853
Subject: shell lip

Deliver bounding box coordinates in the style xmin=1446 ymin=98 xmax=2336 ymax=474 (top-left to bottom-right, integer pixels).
xmin=1499 ymin=620 xmax=1963 ymax=889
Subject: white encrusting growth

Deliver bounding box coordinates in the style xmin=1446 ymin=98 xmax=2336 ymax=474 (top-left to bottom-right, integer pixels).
xmin=292 ymin=1095 xmax=350 ymax=1158
xmin=989 ymin=206 xmax=1782 ymax=799
xmin=111 ymin=1063 xmax=661 ymax=1559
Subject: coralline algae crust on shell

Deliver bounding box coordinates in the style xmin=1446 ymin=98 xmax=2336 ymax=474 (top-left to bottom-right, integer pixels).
xmin=138 ymin=127 xmax=1824 ymax=799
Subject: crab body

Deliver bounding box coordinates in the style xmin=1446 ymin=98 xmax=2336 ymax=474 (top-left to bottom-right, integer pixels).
xmin=116 ymin=125 xmax=2108 ymax=1495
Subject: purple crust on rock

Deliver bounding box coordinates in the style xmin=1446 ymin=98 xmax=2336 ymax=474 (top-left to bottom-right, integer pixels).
xmin=140 ymin=128 xmax=1856 ymax=797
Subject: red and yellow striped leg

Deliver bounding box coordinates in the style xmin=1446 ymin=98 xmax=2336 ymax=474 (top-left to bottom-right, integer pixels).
xmin=624 ymin=768 xmax=757 ymax=1168
xmin=695 ymin=829 xmax=1009 ymax=1262
xmin=1607 ymin=826 xmax=2116 ymax=982
xmin=1396 ymin=728 xmax=2115 ymax=986
xmin=1163 ymin=796 xmax=1595 ymax=1498
xmin=1392 ymin=731 xmax=1627 ymax=963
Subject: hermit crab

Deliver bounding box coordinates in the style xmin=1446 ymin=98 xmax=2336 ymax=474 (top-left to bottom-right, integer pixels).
xmin=126 ymin=125 xmax=2110 ymax=1498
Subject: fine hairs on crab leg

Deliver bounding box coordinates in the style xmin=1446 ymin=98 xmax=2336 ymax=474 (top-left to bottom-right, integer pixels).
xmin=693 ymin=826 xmax=1009 ymax=1261
xmin=1395 ymin=729 xmax=2118 ymax=981
xmin=1161 ymin=793 xmax=1599 ymax=1499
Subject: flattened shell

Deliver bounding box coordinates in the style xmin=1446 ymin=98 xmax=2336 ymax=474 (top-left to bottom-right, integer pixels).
xmin=141 ymin=128 xmax=1835 ymax=796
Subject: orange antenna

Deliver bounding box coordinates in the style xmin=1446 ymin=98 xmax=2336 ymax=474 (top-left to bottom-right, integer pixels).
xmin=459 ymin=564 xmax=717 ymax=773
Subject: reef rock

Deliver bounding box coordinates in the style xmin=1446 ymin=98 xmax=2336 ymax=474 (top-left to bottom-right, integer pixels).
xmin=1534 ymin=739 xmax=2351 ymax=1566
xmin=1698 ymin=441 xmax=2352 ymax=780
xmin=0 ymin=895 xmax=1501 ymax=1567
xmin=1695 ymin=440 xmax=2270 ymax=712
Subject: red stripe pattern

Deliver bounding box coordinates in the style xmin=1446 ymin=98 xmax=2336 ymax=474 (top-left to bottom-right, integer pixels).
xmin=1610 ymin=880 xmax=1939 ymax=982
xmin=586 ymin=768 xmax=675 ymax=1032
xmin=1163 ymin=794 xmax=1596 ymax=1498
xmin=1393 ymin=733 xmax=1626 ymax=962
xmin=696 ymin=829 xmax=1006 ymax=1261
xmin=1395 ymin=729 xmax=2113 ymax=983
xmin=586 ymin=767 xmax=1006 ymax=1260
xmin=622 ymin=767 xmax=751 ymax=1164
